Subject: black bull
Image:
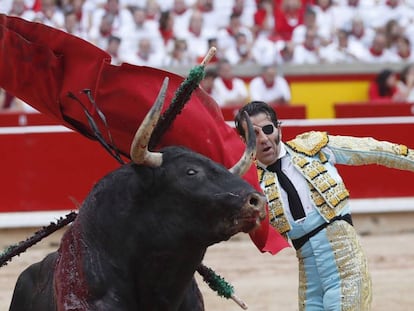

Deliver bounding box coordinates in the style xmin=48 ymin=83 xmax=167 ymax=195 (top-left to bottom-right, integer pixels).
xmin=8 ymin=79 xmax=266 ymax=310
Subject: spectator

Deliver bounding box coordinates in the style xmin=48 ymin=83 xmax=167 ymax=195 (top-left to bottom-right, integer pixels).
xmin=231 ymin=0 xmax=256 ymax=29
xmin=89 ymin=0 xmax=134 ymax=44
xmin=145 ymin=0 xmax=161 ymax=21
xmin=384 ymin=19 xmax=403 ymax=50
xmin=251 ymin=34 xmax=280 ymax=66
xmin=252 ymin=0 xmax=274 ymax=39
xmin=291 ymin=7 xmax=317 ymax=45
xmin=62 ymin=8 xmax=88 ymax=40
xmin=278 ymin=41 xmax=295 ymax=63
xmin=120 ymin=6 xmax=163 ymax=57
xmin=7 ymin=0 xmax=35 ymax=20
xmin=292 ymin=28 xmax=321 ymax=64
xmin=311 ymin=0 xmax=335 ymax=45
xmin=374 ymin=0 xmax=411 ymax=30
xmin=359 ymin=31 xmax=400 ymax=63
xmin=158 ymin=10 xmax=176 ymax=49
xmin=199 ymin=67 xmax=217 ymax=96
xmin=88 ymin=12 xmax=117 ymax=49
xmin=63 ymin=0 xmax=92 ymax=36
xmin=106 ymin=35 xmax=123 ymax=65
xmin=216 ymin=12 xmax=253 ymax=55
xmin=171 ymin=0 xmax=193 ymax=38
xmin=395 ymin=36 xmax=414 ymax=62
xmin=273 ymin=0 xmax=305 ymax=41
xmin=33 ymin=0 xmax=65 ymax=29
xmin=348 ymin=16 xmax=375 ymax=49
xmin=331 ymin=0 xmax=362 ymax=32
xmin=223 ymin=32 xmax=255 ymax=65
xmin=122 ymin=37 xmax=163 ymax=67
xmin=368 ymin=69 xmax=404 ymax=102
xmin=249 ymin=65 xmax=291 ymax=105
xmin=396 ymin=63 xmax=414 ymax=103
xmin=319 ymin=29 xmax=366 ymax=63
xmin=181 ymin=10 xmax=212 ymax=61
xmin=212 ymin=59 xmax=249 ymax=107
xmin=195 ymin=0 xmax=221 ymax=33
xmin=163 ymin=38 xmax=194 ymax=67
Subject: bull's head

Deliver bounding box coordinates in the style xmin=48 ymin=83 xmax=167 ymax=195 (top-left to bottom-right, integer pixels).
xmin=130 ymin=77 xmax=257 ymax=176
xmin=128 ymin=77 xmax=266 ymax=241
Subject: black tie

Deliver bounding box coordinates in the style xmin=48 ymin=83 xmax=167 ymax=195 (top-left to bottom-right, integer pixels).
xmin=268 ymin=159 xmax=306 ymax=221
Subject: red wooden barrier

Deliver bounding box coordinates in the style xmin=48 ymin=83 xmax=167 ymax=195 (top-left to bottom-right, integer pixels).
xmin=334 ymin=102 xmax=414 ymax=118
xmin=0 ymin=113 xmax=413 ymax=215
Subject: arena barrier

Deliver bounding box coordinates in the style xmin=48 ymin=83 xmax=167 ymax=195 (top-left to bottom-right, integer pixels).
xmin=0 ymin=112 xmax=413 ymax=227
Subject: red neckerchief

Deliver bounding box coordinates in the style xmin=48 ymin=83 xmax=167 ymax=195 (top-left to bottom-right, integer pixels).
xmin=160 ymin=28 xmax=174 ymax=44
xmin=197 ymin=4 xmax=212 ymax=13
xmin=76 ymin=10 xmax=82 ymax=22
xmin=386 ymin=0 xmax=397 ymax=8
xmin=104 ymin=5 xmax=119 ymax=15
xmin=226 ymin=27 xmax=235 ymax=36
xmin=353 ymin=29 xmax=364 ymax=39
xmin=189 ymin=26 xmax=201 ymax=37
xmin=100 ymin=29 xmax=111 ymax=37
xmin=263 ymin=76 xmax=274 ymax=88
xmin=221 ymin=78 xmax=233 ymax=90
xmin=173 ymin=7 xmax=187 ymax=15
xmin=304 ymin=42 xmax=315 ymax=51
xmin=370 ymin=47 xmax=383 ymax=56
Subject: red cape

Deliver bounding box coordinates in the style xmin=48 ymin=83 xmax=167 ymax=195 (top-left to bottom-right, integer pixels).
xmin=0 ymin=14 xmax=288 ymax=254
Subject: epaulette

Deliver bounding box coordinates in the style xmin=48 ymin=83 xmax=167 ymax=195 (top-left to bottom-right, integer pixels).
xmin=286 ymin=131 xmax=329 ymax=157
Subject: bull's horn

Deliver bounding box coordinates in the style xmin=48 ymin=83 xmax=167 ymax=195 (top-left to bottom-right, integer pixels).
xmin=229 ymin=111 xmax=256 ymax=176
xmin=130 ymin=77 xmax=169 ymax=167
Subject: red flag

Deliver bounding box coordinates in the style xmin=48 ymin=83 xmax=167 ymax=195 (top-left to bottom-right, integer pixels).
xmin=0 ymin=14 xmax=289 ymax=254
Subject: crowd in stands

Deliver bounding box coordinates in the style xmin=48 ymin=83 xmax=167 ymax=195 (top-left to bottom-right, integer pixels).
xmin=368 ymin=63 xmax=414 ymax=102
xmin=2 ymin=0 xmax=414 ymax=110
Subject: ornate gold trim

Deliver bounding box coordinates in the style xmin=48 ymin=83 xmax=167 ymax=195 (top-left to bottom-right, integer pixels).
xmin=286 ymin=131 xmax=329 ymax=157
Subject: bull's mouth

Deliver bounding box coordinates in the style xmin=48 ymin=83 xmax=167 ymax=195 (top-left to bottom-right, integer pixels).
xmin=231 ymin=208 xmax=266 ymax=234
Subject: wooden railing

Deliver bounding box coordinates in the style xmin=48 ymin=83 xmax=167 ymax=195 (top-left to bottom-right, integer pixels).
xmin=334 ymin=102 xmax=414 ymax=118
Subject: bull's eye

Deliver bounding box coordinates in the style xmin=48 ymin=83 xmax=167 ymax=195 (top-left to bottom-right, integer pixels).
xmin=187 ymin=169 xmax=197 ymax=176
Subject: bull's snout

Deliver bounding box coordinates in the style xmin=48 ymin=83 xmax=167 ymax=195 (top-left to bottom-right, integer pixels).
xmin=245 ymin=192 xmax=267 ymax=224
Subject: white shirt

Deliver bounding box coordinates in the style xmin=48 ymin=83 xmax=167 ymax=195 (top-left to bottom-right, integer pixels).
xmin=259 ymin=145 xmax=313 ymax=223
xmin=212 ymin=77 xmax=249 ymax=107
xmin=249 ymin=75 xmax=291 ymax=103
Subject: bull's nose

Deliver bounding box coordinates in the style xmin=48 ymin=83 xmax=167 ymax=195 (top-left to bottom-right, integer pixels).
xmin=247 ymin=192 xmax=267 ymax=220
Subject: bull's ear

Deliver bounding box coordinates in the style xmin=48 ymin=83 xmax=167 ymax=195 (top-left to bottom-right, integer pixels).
xmin=229 ymin=111 xmax=256 ymax=176
xmin=130 ymin=77 xmax=169 ymax=167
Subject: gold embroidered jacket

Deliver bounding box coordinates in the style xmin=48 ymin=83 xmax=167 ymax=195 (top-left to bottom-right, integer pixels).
xmin=258 ymin=131 xmax=414 ymax=235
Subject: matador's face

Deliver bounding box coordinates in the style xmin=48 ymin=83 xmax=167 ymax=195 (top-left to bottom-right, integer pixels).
xmin=248 ymin=112 xmax=282 ymax=167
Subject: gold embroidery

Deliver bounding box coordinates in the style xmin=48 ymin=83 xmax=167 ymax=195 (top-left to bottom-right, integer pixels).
xmin=269 ymin=213 xmax=291 ymax=234
xmin=290 ymin=153 xmax=350 ymax=221
xmin=326 ymin=221 xmax=372 ymax=310
xmin=257 ymin=167 xmax=291 ymax=234
xmin=319 ymin=151 xmax=328 ymax=163
xmin=328 ymin=135 xmax=414 ymax=171
xmin=292 ymin=156 xmax=309 ymax=168
xmin=298 ymin=249 xmax=307 ymax=311
xmin=286 ymin=131 xmax=329 ymax=157
xmin=302 ymin=160 xmax=328 ymax=180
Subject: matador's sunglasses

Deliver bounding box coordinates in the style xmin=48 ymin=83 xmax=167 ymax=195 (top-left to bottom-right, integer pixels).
xmin=257 ymin=122 xmax=282 ymax=135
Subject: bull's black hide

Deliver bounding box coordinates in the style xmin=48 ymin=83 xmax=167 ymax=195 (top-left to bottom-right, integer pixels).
xmin=9 ymin=146 xmax=265 ymax=311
